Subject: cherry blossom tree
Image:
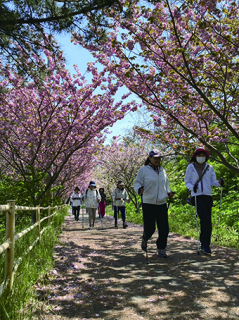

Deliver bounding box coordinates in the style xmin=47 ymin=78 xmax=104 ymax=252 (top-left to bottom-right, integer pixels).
xmin=95 ymin=138 xmax=148 ymax=212
xmin=74 ymin=0 xmax=239 ymax=175
xmin=0 ymin=37 xmax=137 ymax=205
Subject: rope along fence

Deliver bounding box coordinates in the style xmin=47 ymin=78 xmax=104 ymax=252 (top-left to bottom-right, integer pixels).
xmin=0 ymin=200 xmax=66 ymax=297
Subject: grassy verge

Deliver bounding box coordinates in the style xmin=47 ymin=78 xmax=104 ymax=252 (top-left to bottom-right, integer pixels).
xmin=106 ymin=201 xmax=239 ymax=250
xmin=0 ymin=206 xmax=68 ymax=320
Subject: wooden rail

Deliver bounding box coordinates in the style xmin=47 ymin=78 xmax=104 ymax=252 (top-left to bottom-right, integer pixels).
xmin=0 ymin=200 xmax=66 ymax=297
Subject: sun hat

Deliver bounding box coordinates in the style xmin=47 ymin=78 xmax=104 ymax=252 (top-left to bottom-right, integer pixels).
xmin=89 ymin=181 xmax=96 ymax=187
xmin=149 ymin=149 xmax=162 ymax=157
xmin=191 ymin=148 xmax=210 ymax=161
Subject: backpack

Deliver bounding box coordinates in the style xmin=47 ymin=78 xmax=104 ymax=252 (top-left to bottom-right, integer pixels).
xmin=85 ymin=188 xmax=99 ymax=199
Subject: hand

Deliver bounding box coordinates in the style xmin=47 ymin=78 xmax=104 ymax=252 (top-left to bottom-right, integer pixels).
xmin=127 ymin=199 xmax=130 ymax=203
xmin=167 ymin=192 xmax=174 ymax=198
xmin=193 ymin=184 xmax=198 ymax=193
xmin=138 ymin=186 xmax=144 ymax=195
xmin=219 ymin=178 xmax=224 ymax=187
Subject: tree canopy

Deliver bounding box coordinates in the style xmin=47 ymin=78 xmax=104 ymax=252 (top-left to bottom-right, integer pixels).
xmin=74 ymin=0 xmax=239 ymax=175
xmin=0 ymin=0 xmax=121 ymax=69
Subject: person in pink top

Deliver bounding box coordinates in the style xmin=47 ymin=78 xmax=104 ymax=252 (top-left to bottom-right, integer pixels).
xmin=98 ymin=188 xmax=106 ymax=218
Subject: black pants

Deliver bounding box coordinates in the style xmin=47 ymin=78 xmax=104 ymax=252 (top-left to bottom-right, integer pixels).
xmin=73 ymin=206 xmax=80 ymax=220
xmin=195 ymin=195 xmax=213 ymax=246
xmin=142 ymin=203 xmax=169 ymax=250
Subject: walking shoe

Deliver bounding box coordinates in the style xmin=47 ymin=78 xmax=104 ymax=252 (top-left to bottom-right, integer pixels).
xmin=141 ymin=237 xmax=147 ymax=252
xmin=123 ymin=223 xmax=128 ymax=229
xmin=203 ymin=246 xmax=212 ymax=255
xmin=115 ymin=225 xmax=118 ymax=229
xmin=158 ymin=249 xmax=168 ymax=258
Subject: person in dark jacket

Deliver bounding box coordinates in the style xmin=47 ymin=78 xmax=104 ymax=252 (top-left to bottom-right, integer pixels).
xmin=98 ymin=188 xmax=106 ymax=218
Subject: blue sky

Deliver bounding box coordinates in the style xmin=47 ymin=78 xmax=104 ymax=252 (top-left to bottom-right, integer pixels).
xmin=56 ymin=33 xmax=139 ymax=142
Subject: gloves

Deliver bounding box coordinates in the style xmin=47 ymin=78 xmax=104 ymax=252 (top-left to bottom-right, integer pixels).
xmin=220 ymin=178 xmax=224 ymax=187
xmin=193 ymin=184 xmax=198 ymax=193
xmin=138 ymin=186 xmax=144 ymax=195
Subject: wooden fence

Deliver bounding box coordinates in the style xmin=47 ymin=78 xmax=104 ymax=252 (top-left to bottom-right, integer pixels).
xmin=0 ymin=200 xmax=66 ymax=297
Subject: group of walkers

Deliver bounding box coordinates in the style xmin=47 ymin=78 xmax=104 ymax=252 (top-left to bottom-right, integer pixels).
xmin=67 ymin=147 xmax=224 ymax=257
xmin=67 ymin=180 xmax=130 ymax=230
xmin=67 ymin=182 xmax=107 ymax=229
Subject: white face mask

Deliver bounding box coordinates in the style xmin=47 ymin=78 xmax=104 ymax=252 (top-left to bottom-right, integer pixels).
xmin=196 ymin=156 xmax=206 ymax=164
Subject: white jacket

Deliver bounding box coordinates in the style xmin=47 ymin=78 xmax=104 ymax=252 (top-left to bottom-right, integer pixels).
xmin=83 ymin=188 xmax=101 ymax=208
xmin=184 ymin=163 xmax=220 ymax=197
xmin=112 ymin=188 xmax=129 ymax=207
xmin=134 ymin=165 xmax=171 ymax=205
xmin=71 ymin=192 xmax=82 ymax=207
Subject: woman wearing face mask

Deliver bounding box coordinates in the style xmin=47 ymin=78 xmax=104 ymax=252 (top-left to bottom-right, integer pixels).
xmin=184 ymin=148 xmax=224 ymax=254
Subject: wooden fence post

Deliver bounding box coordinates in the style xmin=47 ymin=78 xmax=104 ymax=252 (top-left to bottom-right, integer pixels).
xmin=36 ymin=205 xmax=40 ymax=240
xmin=5 ymin=200 xmax=15 ymax=292
xmin=48 ymin=206 xmax=51 ymax=225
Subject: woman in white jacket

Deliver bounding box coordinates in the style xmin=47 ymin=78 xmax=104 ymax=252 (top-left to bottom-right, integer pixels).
xmin=83 ymin=181 xmax=101 ymax=229
xmin=184 ymin=148 xmax=223 ymax=254
xmin=134 ymin=150 xmax=174 ymax=258
xmin=71 ymin=187 xmax=82 ymax=221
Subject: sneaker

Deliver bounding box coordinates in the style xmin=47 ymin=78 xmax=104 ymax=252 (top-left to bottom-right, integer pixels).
xmin=123 ymin=223 xmax=128 ymax=229
xmin=158 ymin=249 xmax=167 ymax=258
xmin=203 ymin=246 xmax=212 ymax=255
xmin=141 ymin=237 xmax=147 ymax=252
xmin=115 ymin=225 xmax=118 ymax=229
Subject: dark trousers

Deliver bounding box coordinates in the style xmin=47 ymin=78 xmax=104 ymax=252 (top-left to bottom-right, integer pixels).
xmin=73 ymin=206 xmax=80 ymax=220
xmin=195 ymin=195 xmax=213 ymax=246
xmin=114 ymin=206 xmax=126 ymax=226
xmin=142 ymin=203 xmax=169 ymax=250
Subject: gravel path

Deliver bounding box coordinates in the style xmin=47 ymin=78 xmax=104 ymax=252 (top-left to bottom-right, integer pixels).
xmin=33 ymin=209 xmax=239 ymax=320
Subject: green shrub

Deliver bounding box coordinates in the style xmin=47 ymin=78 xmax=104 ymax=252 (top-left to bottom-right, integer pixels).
xmin=0 ymin=207 xmax=67 ymax=320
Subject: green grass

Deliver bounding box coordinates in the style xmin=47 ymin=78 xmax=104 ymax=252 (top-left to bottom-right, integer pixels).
xmin=106 ymin=200 xmax=239 ymax=250
xmin=0 ymin=206 xmax=68 ymax=320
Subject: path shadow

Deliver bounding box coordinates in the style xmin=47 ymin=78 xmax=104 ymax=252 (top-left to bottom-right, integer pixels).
xmin=33 ymin=213 xmax=239 ymax=320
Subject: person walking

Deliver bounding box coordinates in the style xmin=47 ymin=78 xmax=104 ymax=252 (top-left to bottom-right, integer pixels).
xmin=83 ymin=181 xmax=101 ymax=229
xmin=66 ymin=194 xmax=74 ymax=215
xmin=71 ymin=187 xmax=82 ymax=221
xmin=98 ymin=188 xmax=107 ymax=218
xmin=134 ymin=150 xmax=173 ymax=258
xmin=184 ymin=148 xmax=223 ymax=254
xmin=112 ymin=182 xmax=119 ymax=228
xmin=112 ymin=181 xmax=130 ymax=229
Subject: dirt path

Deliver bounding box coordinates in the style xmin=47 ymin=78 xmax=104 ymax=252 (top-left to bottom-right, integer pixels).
xmin=34 ymin=209 xmax=239 ymax=320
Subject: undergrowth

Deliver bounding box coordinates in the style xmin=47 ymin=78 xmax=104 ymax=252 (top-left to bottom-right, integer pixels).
xmin=105 ymin=195 xmax=239 ymax=250
xmin=0 ymin=206 xmax=68 ymax=320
